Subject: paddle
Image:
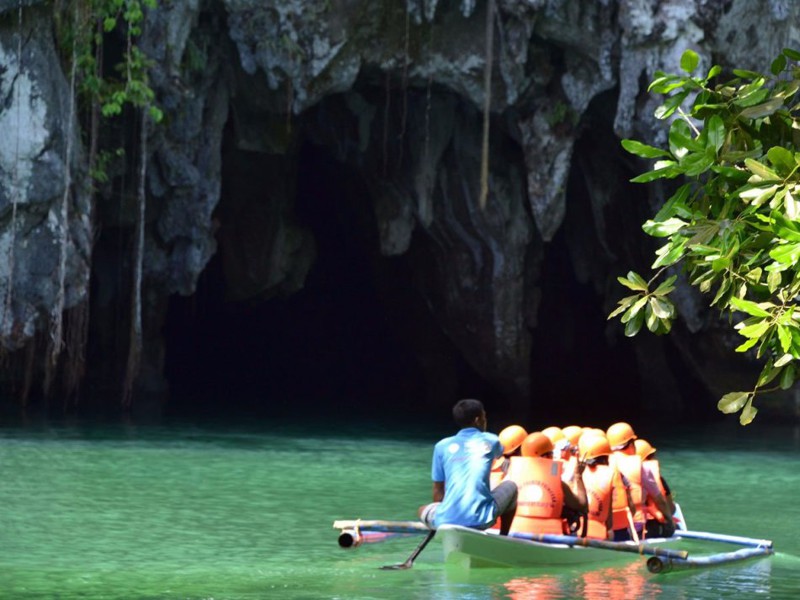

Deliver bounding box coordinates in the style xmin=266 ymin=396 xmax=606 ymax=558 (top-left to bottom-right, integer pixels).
xmin=379 ymin=530 xmax=436 ymax=570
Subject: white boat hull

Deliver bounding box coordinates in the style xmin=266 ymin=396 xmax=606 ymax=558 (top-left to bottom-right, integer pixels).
xmin=437 ymin=525 xmax=677 ymax=568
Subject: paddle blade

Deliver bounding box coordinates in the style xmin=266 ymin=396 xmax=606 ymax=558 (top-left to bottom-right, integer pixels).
xmin=378 ymin=530 xmax=435 ymax=570
xmin=379 ymin=562 xmax=412 ymax=570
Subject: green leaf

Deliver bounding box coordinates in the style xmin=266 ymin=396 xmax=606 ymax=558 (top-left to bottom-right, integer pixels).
xmin=772 ymin=212 xmax=800 ymax=242
xmin=680 ymin=49 xmax=700 ymax=73
xmin=732 ymin=69 xmax=763 ymax=79
xmin=706 ymin=114 xmax=725 ymax=153
xmin=655 ymin=90 xmax=690 ymax=120
xmin=717 ymin=391 xmax=752 ymax=414
xmin=741 ymin=184 xmax=779 ymax=207
xmin=767 ymin=146 xmax=795 ymax=172
xmin=735 ymin=337 xmax=759 ymax=352
xmin=780 ymin=363 xmax=796 ymax=389
xmin=608 ymin=295 xmax=638 ymax=319
xmin=737 ymin=320 xmax=770 ymax=338
xmin=642 ymin=217 xmax=687 ymax=237
xmin=744 ymin=158 xmax=779 ymax=180
xmin=652 ymin=238 xmax=687 ymax=268
xmin=681 ymin=152 xmax=715 ymax=177
xmin=757 ymin=359 xmax=781 ymax=386
xmin=768 ymin=269 xmax=782 ymax=293
xmin=739 ymin=97 xmax=784 ymax=119
xmin=621 ymin=139 xmax=671 ymax=159
xmin=739 ymin=401 xmax=757 ymax=425
xmin=769 ymin=242 xmax=800 ymax=265
xmin=775 ymin=353 xmax=794 ymax=368
xmin=778 ymin=325 xmax=793 ymax=353
xmin=712 ymin=278 xmax=732 ymax=306
xmin=621 ymin=296 xmax=649 ymax=323
xmin=624 ymin=310 xmax=645 ymax=337
xmin=649 ymin=297 xmax=673 ymax=319
xmin=705 ymin=64 xmax=722 ymax=82
xmin=653 ymin=184 xmax=692 ymax=222
xmin=653 ymin=275 xmax=678 ymax=296
xmin=771 ymin=54 xmax=787 ymax=75
xmin=645 ymin=302 xmax=659 ymax=332
xmin=782 ymin=48 xmax=800 ymax=61
xmin=785 ymin=190 xmax=798 ymax=220
xmin=669 ymin=120 xmax=704 ymax=155
xmin=630 ymin=163 xmax=683 ymax=183
xmin=618 ymin=271 xmax=649 ymax=292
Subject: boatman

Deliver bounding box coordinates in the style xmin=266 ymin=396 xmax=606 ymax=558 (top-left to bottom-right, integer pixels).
xmin=419 ymin=399 xmax=518 ymax=536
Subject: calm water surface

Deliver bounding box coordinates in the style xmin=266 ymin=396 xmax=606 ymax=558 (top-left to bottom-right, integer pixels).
xmin=0 ymin=417 xmax=798 ymax=599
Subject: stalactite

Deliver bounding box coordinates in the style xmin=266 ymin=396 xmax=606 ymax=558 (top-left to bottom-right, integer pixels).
xmin=424 ymin=25 xmax=434 ymax=165
xmin=479 ymin=0 xmax=495 ymax=210
xmin=397 ymin=3 xmax=411 ymax=172
xmin=122 ymin=105 xmax=148 ymax=407
xmin=382 ymin=70 xmax=391 ymax=176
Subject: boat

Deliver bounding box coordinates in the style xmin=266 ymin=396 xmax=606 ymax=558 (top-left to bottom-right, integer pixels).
xmin=332 ymin=515 xmax=774 ymax=573
xmin=437 ymin=524 xmax=687 ymax=568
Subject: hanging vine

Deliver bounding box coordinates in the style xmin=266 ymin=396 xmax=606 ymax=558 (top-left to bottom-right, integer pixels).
xmin=45 ymin=1 xmax=81 ymax=397
xmin=479 ymin=0 xmax=495 ymax=210
xmin=50 ymin=0 xmax=161 ymax=406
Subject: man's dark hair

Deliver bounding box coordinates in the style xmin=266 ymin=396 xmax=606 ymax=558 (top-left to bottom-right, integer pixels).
xmin=452 ymin=398 xmax=484 ymax=427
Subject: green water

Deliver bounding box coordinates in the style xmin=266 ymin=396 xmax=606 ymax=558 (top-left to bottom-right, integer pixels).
xmin=1 ymin=418 xmax=799 ymax=599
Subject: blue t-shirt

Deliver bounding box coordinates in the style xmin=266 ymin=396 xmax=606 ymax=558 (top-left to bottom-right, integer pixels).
xmin=431 ymin=427 xmax=503 ymax=528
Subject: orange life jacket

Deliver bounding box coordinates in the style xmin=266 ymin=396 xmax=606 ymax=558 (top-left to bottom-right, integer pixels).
xmin=506 ymin=456 xmax=565 ymax=535
xmin=610 ymin=452 xmax=645 ymax=531
xmin=581 ymin=463 xmax=614 ymax=539
xmin=643 ymin=458 xmax=668 ymax=523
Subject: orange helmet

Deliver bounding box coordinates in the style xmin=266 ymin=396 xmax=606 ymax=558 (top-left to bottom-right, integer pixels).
xmin=499 ymin=425 xmax=528 ymax=455
xmin=562 ymin=425 xmax=583 ymax=445
xmin=607 ymin=422 xmax=637 ymax=451
xmin=521 ymin=432 xmax=554 ymax=458
xmin=541 ymin=426 xmax=565 ymax=445
xmin=634 ymin=439 xmax=657 ymax=460
xmin=578 ymin=432 xmax=611 ymax=461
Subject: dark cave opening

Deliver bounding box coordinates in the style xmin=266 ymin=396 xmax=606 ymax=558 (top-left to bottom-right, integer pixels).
xmin=163 ymin=137 xmax=446 ymax=418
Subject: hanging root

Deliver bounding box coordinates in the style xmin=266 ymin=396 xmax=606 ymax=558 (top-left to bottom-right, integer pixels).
xmin=479 ymin=0 xmax=495 ymax=210
xmin=122 ymin=106 xmax=149 ymax=408
xmin=64 ymin=299 xmax=90 ymax=403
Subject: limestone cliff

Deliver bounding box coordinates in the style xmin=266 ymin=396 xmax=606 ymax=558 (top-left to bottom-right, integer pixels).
xmin=1 ymin=0 xmax=798 ymax=419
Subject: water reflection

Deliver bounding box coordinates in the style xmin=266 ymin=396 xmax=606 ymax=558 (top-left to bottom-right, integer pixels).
xmin=497 ymin=556 xmax=773 ymax=600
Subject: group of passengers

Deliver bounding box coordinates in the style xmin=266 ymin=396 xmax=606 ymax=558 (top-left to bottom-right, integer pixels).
xmin=419 ymin=399 xmax=677 ymax=542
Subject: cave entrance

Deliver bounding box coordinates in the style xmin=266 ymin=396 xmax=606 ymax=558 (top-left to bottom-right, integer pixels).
xmin=163 ymin=136 xmax=433 ymax=418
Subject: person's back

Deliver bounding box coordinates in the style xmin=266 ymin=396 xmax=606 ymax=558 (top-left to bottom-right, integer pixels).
xmin=635 ymin=438 xmax=677 ymax=537
xmin=419 ymin=399 xmax=518 ymax=535
xmin=431 ymin=428 xmax=500 ymax=527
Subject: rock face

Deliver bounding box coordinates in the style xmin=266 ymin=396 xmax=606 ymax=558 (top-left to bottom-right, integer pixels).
xmin=1 ymin=0 xmax=799 ymax=417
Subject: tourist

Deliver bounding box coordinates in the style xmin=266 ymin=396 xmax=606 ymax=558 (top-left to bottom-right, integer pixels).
xmin=502 ymin=432 xmax=587 ymax=536
xmin=418 ymin=399 xmax=518 ymax=535
xmin=635 ymin=438 xmax=677 ymax=537
xmin=606 ymin=422 xmax=675 ymax=541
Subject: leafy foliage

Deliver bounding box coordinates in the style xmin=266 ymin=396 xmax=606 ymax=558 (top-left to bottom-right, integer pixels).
xmin=612 ymin=48 xmax=800 ymax=425
xmin=56 ymin=0 xmax=162 ymax=168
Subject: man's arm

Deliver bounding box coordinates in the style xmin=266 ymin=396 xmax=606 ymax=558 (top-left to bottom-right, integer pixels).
xmin=432 ymin=481 xmax=445 ymax=503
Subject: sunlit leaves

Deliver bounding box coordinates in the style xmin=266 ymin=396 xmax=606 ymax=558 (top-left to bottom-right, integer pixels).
xmin=613 ymin=46 xmax=800 ymax=424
